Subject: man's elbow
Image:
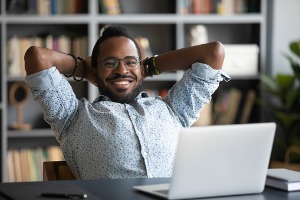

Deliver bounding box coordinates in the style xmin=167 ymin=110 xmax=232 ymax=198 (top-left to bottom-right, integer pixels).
xmin=24 ymin=46 xmax=43 ymax=75
xmin=209 ymin=41 xmax=225 ymax=70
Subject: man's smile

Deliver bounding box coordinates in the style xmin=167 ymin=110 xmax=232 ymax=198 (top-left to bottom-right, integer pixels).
xmin=107 ymin=77 xmax=136 ymax=91
xmin=113 ymin=81 xmax=131 ymax=85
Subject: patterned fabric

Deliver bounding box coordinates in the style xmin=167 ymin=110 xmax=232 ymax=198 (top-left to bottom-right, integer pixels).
xmin=25 ymin=62 xmax=227 ymax=179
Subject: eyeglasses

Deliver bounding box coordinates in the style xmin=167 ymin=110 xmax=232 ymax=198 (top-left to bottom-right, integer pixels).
xmin=98 ymin=56 xmax=140 ymax=70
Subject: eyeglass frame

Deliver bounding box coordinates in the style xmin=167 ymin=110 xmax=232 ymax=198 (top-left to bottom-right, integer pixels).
xmin=97 ymin=56 xmax=141 ymax=70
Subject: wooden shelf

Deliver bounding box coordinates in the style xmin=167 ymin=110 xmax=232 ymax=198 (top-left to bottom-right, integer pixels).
xmin=7 ymin=129 xmax=54 ymax=138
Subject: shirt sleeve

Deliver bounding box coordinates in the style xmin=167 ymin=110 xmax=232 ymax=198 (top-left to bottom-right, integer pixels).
xmin=165 ymin=62 xmax=229 ymax=127
xmin=25 ymin=67 xmax=79 ymax=139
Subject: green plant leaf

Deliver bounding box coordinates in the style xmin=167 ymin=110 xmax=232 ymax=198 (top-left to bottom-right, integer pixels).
xmin=285 ymin=54 xmax=300 ymax=80
xmin=286 ymin=87 xmax=300 ymax=110
xmin=274 ymin=111 xmax=300 ymax=129
xmin=260 ymin=40 xmax=300 ymax=160
xmin=276 ymin=74 xmax=294 ymax=91
xmin=261 ymin=74 xmax=279 ymax=93
xmin=290 ymin=40 xmax=300 ymax=57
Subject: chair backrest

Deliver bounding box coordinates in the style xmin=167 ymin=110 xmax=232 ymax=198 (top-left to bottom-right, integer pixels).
xmin=43 ymin=161 xmax=76 ymax=181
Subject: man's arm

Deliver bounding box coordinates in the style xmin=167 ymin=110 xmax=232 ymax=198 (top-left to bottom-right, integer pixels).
xmin=24 ymin=46 xmax=96 ymax=84
xmin=143 ymin=41 xmax=224 ymax=76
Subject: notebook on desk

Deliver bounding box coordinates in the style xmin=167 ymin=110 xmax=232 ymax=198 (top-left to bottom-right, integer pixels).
xmin=133 ymin=122 xmax=276 ymax=200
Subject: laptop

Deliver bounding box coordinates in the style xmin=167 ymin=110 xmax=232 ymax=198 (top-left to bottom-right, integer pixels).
xmin=133 ymin=122 xmax=276 ymax=200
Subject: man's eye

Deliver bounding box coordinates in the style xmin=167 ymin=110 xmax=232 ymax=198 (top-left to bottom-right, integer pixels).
xmin=126 ymin=60 xmax=136 ymax=65
xmin=104 ymin=60 xmax=116 ymax=66
xmin=126 ymin=59 xmax=137 ymax=66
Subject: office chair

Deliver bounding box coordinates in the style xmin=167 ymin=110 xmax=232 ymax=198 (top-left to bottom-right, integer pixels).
xmin=43 ymin=161 xmax=76 ymax=181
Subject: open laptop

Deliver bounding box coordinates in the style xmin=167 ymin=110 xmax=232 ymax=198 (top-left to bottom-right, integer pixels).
xmin=133 ymin=122 xmax=276 ymax=199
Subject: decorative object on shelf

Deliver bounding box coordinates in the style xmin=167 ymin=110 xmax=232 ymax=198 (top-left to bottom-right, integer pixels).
xmin=135 ymin=36 xmax=153 ymax=59
xmin=8 ymin=82 xmax=32 ymax=131
xmin=260 ymin=39 xmax=300 ymax=164
xmin=222 ymin=44 xmax=259 ymax=77
xmin=188 ymin=25 xmax=208 ymax=46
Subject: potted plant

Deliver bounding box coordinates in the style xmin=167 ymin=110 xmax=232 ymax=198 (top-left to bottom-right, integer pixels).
xmin=260 ymin=39 xmax=300 ymax=170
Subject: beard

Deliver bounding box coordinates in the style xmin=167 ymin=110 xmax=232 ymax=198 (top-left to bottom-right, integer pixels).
xmin=96 ymin=74 xmax=143 ymax=104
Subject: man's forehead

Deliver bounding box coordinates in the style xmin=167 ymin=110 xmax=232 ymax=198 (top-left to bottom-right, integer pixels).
xmin=99 ymin=37 xmax=138 ymax=56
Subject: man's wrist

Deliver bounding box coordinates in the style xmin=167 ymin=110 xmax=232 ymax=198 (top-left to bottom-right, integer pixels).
xmin=144 ymin=55 xmax=160 ymax=77
xmin=64 ymin=54 xmax=85 ymax=82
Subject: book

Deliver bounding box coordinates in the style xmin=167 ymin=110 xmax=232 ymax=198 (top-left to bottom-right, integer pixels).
xmin=192 ymin=0 xmax=212 ymax=14
xmin=6 ymin=146 xmax=64 ymax=182
xmin=213 ymin=88 xmax=242 ymax=125
xmin=240 ymin=89 xmax=256 ymax=123
xmin=6 ymin=150 xmax=15 ymax=182
xmin=99 ymin=0 xmax=121 ymax=15
xmin=266 ymin=168 xmax=300 ymax=191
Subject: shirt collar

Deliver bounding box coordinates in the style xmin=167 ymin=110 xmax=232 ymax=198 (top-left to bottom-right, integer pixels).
xmin=93 ymin=91 xmax=149 ymax=103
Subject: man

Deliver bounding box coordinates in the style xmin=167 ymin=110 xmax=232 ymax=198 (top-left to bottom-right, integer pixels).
xmin=24 ymin=25 xmax=229 ymax=179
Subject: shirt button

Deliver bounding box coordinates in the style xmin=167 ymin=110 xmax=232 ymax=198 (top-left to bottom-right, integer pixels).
xmin=143 ymin=151 xmax=148 ymax=157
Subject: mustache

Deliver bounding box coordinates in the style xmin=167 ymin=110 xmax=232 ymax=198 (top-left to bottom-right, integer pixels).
xmin=107 ymin=74 xmax=136 ymax=81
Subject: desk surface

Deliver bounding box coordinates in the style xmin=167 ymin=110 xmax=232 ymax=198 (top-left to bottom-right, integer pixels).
xmin=0 ymin=178 xmax=299 ymax=200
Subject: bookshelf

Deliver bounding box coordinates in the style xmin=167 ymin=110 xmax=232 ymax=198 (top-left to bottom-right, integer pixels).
xmin=0 ymin=0 xmax=267 ymax=182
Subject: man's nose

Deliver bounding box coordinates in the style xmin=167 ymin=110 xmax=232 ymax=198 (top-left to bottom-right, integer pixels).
xmin=114 ymin=60 xmax=128 ymax=74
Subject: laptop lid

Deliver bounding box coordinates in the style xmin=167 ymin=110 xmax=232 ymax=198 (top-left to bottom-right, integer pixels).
xmin=134 ymin=122 xmax=276 ymax=200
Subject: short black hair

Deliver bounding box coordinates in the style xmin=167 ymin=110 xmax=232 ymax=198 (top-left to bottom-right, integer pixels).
xmin=91 ymin=25 xmax=142 ymax=68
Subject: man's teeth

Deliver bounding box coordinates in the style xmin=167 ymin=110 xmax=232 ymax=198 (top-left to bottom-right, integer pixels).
xmin=114 ymin=81 xmax=129 ymax=85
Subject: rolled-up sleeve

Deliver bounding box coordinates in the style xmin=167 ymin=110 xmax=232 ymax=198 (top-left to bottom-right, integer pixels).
xmin=25 ymin=67 xmax=78 ymax=139
xmin=25 ymin=67 xmax=63 ymax=90
xmin=165 ymin=62 xmax=229 ymax=127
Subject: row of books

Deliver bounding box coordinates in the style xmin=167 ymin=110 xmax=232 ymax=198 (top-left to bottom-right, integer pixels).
xmin=212 ymin=88 xmax=256 ymax=125
xmin=7 ymin=34 xmax=88 ymax=76
xmin=7 ymin=0 xmax=88 ymax=15
xmin=6 ymin=0 xmax=119 ymax=15
xmin=266 ymin=168 xmax=300 ymax=192
xmin=6 ymin=146 xmax=64 ymax=182
xmin=180 ymin=0 xmax=260 ymax=15
xmin=193 ymin=88 xmax=256 ymax=126
xmin=145 ymin=87 xmax=256 ymax=126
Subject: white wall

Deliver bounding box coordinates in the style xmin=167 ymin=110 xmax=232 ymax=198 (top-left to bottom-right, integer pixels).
xmin=270 ymin=0 xmax=300 ymax=75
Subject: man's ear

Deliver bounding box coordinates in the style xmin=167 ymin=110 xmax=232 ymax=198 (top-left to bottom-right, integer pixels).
xmin=140 ymin=61 xmax=147 ymax=79
xmin=91 ymin=67 xmax=98 ymax=86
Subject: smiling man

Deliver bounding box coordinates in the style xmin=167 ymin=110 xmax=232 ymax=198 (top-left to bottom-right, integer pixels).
xmin=24 ymin=25 xmax=229 ymax=179
xmin=94 ymin=36 xmax=143 ymax=103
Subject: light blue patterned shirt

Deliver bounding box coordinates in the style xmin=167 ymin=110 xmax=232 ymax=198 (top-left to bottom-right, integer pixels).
xmin=25 ymin=62 xmax=228 ymax=179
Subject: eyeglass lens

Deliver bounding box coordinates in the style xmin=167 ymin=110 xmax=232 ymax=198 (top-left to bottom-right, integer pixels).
xmin=101 ymin=56 xmax=139 ymax=69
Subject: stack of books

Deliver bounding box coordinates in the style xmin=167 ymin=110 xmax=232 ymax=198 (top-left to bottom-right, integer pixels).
xmin=266 ymin=168 xmax=300 ymax=192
